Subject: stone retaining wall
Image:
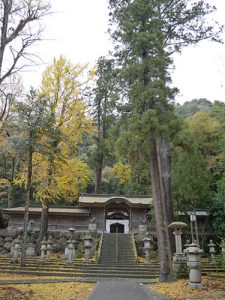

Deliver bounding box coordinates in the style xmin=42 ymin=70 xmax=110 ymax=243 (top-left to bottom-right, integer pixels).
xmin=0 ymin=229 xmax=100 ymax=257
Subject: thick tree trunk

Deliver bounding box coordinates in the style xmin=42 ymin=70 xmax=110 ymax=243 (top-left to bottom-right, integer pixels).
xmin=7 ymin=181 xmax=15 ymax=208
xmin=157 ymin=137 xmax=175 ymax=254
xmin=149 ymin=132 xmax=173 ymax=282
xmin=95 ymin=153 xmax=104 ymax=194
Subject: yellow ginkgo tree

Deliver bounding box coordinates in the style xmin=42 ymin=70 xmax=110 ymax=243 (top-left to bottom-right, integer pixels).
xmin=34 ymin=56 xmax=94 ymax=243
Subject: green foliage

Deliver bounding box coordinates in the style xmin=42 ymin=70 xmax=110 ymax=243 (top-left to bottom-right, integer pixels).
xmin=172 ymin=146 xmax=211 ymax=211
xmin=175 ymin=99 xmax=213 ymax=118
xmin=209 ymin=174 xmax=225 ymax=238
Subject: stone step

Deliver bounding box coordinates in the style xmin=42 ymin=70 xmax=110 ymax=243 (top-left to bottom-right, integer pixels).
xmin=99 ymin=233 xmax=136 ymax=264
xmin=0 ymin=269 xmax=159 ymax=279
xmin=0 ymin=265 xmax=160 ymax=276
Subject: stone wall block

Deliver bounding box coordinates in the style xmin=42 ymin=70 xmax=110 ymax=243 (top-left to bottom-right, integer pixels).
xmin=5 ymin=237 xmax=13 ymax=242
xmin=3 ymin=242 xmax=12 ymax=251
xmin=0 ymin=229 xmax=8 ymax=237
xmin=52 ymin=243 xmax=62 ymax=252
xmin=58 ymin=237 xmax=67 ymax=246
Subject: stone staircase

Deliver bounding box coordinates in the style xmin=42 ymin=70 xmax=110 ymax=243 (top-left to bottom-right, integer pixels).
xmin=98 ymin=233 xmax=136 ymax=264
xmin=93 ymin=233 xmax=159 ymax=281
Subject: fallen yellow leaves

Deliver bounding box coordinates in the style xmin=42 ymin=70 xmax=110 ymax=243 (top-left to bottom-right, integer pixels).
xmin=149 ymin=277 xmax=225 ymax=300
xmin=0 ymin=273 xmax=74 ymax=281
xmin=0 ymin=282 xmax=94 ymax=300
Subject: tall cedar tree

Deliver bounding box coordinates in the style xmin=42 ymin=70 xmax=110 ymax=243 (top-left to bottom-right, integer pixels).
xmin=92 ymin=57 xmax=118 ymax=193
xmin=109 ymin=0 xmax=222 ymax=282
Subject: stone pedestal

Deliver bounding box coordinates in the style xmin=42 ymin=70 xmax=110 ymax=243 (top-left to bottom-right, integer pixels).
xmin=64 ymin=239 xmax=75 ymax=265
xmin=84 ymin=247 xmax=91 ymax=264
xmin=143 ymin=232 xmax=152 ymax=264
xmin=46 ymin=237 xmax=53 ymax=259
xmin=184 ymin=242 xmax=203 ymax=288
xmin=89 ymin=224 xmax=97 ymax=233
xmin=26 ymin=242 xmax=36 ymax=256
xmin=11 ymin=237 xmax=21 ymax=263
xmin=40 ymin=237 xmax=47 ymax=263
xmin=84 ymin=233 xmax=92 ymax=264
xmin=168 ymin=222 xmax=188 ymax=278
xmin=138 ymin=224 xmax=147 ymax=235
xmin=208 ymin=239 xmax=216 ymax=264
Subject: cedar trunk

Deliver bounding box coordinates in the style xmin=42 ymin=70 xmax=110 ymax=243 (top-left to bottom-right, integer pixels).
xmin=157 ymin=137 xmax=175 ymax=254
xmin=149 ymin=133 xmax=173 ymax=282
xmin=95 ymin=154 xmax=104 ymax=194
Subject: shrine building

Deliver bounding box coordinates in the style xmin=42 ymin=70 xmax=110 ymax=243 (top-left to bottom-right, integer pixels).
xmin=2 ymin=194 xmax=153 ymax=233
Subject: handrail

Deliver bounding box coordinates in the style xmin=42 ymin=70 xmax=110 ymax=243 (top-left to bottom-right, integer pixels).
xmin=96 ymin=232 xmax=103 ymax=264
xmin=132 ymin=233 xmax=138 ymax=263
xmin=115 ymin=228 xmax=118 ymax=262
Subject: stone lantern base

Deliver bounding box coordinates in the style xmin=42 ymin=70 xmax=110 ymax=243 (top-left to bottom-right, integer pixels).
xmin=89 ymin=224 xmax=97 ymax=233
xmin=26 ymin=242 xmax=36 ymax=256
xmin=138 ymin=224 xmax=147 ymax=235
xmin=172 ymin=253 xmax=188 ymax=278
xmin=188 ymin=283 xmax=202 ymax=288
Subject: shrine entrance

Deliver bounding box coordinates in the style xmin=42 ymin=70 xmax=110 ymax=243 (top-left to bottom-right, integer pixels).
xmin=110 ymin=222 xmax=125 ymax=233
xmin=105 ymin=205 xmax=130 ymax=234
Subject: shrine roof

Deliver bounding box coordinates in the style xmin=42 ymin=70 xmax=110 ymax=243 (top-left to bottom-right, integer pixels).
xmin=78 ymin=194 xmax=153 ymax=206
xmin=1 ymin=207 xmax=90 ymax=216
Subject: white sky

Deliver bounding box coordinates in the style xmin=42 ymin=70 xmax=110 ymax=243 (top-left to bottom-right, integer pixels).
xmin=22 ymin=0 xmax=225 ymax=104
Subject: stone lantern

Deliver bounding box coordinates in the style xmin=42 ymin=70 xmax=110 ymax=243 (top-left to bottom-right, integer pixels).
xmin=11 ymin=237 xmax=21 ymax=263
xmin=46 ymin=236 xmax=53 ymax=259
xmin=184 ymin=241 xmax=203 ymax=288
xmin=64 ymin=228 xmax=76 ymax=264
xmin=40 ymin=237 xmax=47 ymax=263
xmin=143 ymin=232 xmax=152 ymax=264
xmin=84 ymin=233 xmax=92 ymax=264
xmin=184 ymin=240 xmax=191 ymax=250
xmin=208 ymin=239 xmax=216 ymax=264
xmin=65 ymin=238 xmax=75 ymax=265
xmin=68 ymin=227 xmax=76 ymax=239
xmin=168 ymin=222 xmax=187 ymax=260
xmin=168 ymin=222 xmax=188 ymax=276
xmin=88 ymin=217 xmax=97 ymax=234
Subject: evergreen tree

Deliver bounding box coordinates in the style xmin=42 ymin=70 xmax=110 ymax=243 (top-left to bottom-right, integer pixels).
xmin=90 ymin=57 xmax=119 ymax=194
xmin=108 ymin=0 xmax=222 ymax=282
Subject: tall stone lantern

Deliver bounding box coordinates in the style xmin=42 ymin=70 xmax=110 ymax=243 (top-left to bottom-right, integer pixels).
xmin=207 ymin=239 xmax=216 ymax=264
xmin=143 ymin=232 xmax=152 ymax=264
xmin=168 ymin=222 xmax=187 ymax=259
xmin=84 ymin=233 xmax=93 ymax=264
xmin=184 ymin=241 xmax=203 ymax=288
xmin=168 ymin=221 xmax=187 ymax=276
xmin=64 ymin=227 xmax=76 ymax=264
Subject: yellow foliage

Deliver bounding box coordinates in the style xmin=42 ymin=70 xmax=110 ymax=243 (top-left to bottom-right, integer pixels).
xmin=111 ymin=162 xmax=132 ymax=185
xmin=149 ymin=277 xmax=225 ymax=300
xmin=0 ymin=282 xmax=94 ymax=300
xmin=40 ymin=55 xmax=94 ymax=147
xmin=0 ymin=178 xmax=9 ymax=185
xmin=186 ymin=111 xmax=220 ymax=154
xmin=16 ymin=152 xmax=91 ymax=204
